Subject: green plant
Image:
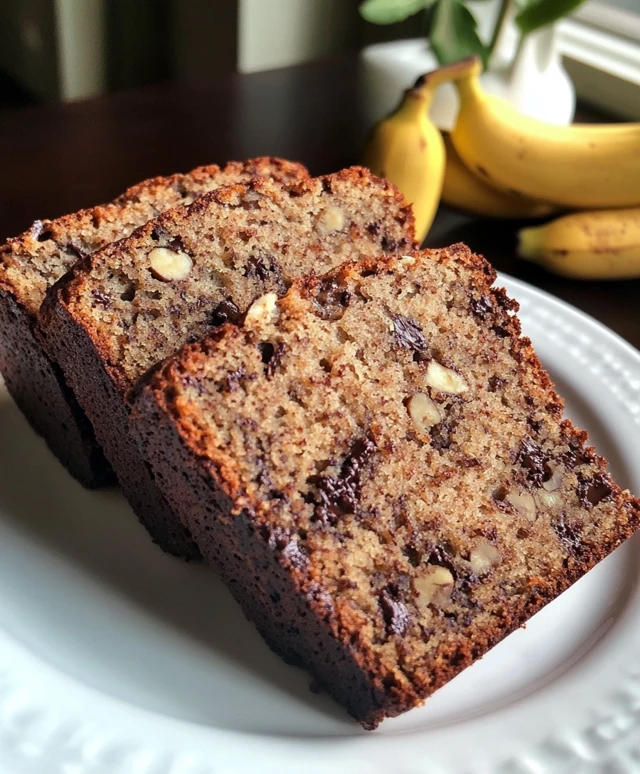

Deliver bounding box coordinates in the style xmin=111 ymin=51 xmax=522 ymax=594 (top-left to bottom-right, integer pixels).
xmin=359 ymin=0 xmax=587 ymax=68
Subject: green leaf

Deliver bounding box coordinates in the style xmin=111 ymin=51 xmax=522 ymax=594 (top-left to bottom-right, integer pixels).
xmin=515 ymin=0 xmax=588 ymax=34
xmin=359 ymin=0 xmax=434 ymax=25
xmin=429 ymin=0 xmax=488 ymax=68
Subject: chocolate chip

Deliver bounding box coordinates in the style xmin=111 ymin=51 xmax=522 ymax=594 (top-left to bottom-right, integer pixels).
xmin=367 ymin=221 xmax=381 ymax=236
xmin=210 ymin=298 xmax=241 ymax=327
xmin=391 ymin=314 xmax=428 ymax=353
xmin=488 ymin=375 xmax=507 ymax=392
xmin=492 ymin=325 xmax=511 ymax=338
xmin=379 ymin=589 xmax=412 ymax=636
xmin=515 ymin=437 xmax=547 ymax=487
xmin=553 ymin=514 xmax=583 ymax=556
xmin=559 ymin=443 xmax=591 ymax=469
xmin=470 ymin=295 xmax=493 ymax=319
xmin=259 ymin=341 xmax=286 ymax=378
xmin=91 ymin=289 xmax=111 ymax=308
xmin=381 ymin=235 xmax=412 ymax=252
xmin=314 ymin=277 xmax=352 ymax=321
xmin=244 ymin=255 xmax=285 ymax=292
xmin=431 ymin=416 xmax=456 ymax=451
xmin=168 ymin=235 xmax=188 ymax=254
xmin=577 ymin=473 xmax=613 ymax=508
xmin=308 ymin=437 xmax=376 ymax=526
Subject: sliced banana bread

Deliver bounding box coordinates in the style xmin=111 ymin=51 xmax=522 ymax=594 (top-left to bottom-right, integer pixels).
xmin=130 ymin=247 xmax=640 ymax=727
xmin=0 ymin=157 xmax=308 ymax=487
xmin=40 ymin=168 xmax=416 ymax=557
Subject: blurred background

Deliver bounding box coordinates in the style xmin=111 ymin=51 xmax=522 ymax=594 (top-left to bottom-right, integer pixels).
xmin=0 ymin=0 xmax=638 ymax=119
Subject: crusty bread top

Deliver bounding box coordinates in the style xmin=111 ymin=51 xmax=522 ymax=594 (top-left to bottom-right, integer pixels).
xmin=41 ymin=167 xmax=416 ymax=392
xmin=134 ymin=245 xmax=639 ymax=711
xmin=0 ymin=157 xmax=309 ymax=315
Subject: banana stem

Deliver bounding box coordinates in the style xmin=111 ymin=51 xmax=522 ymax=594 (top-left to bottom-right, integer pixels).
xmin=413 ymin=56 xmax=482 ymax=97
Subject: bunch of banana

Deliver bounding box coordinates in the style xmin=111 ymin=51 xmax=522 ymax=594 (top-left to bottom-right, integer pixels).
xmin=443 ymin=56 xmax=640 ymax=279
xmin=518 ymin=208 xmax=640 ymax=280
xmin=362 ymin=71 xmax=450 ymax=244
xmin=450 ymin=57 xmax=640 ymax=210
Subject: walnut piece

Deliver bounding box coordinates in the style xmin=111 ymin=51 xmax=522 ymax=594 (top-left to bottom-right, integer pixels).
xmin=316 ymin=206 xmax=346 ymax=236
xmin=407 ymin=392 xmax=442 ymax=435
xmin=425 ymin=361 xmax=468 ymax=395
xmin=148 ymin=247 xmax=192 ymax=281
xmin=245 ymin=292 xmax=278 ymax=325
xmin=469 ymin=538 xmax=501 ymax=575
xmin=506 ymin=489 xmax=537 ymax=521
xmin=543 ymin=463 xmax=565 ymax=492
xmin=538 ymin=490 xmax=562 ymax=508
xmin=414 ymin=566 xmax=454 ymax=609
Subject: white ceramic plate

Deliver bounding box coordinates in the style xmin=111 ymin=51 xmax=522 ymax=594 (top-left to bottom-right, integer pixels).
xmin=0 ymin=276 xmax=639 ymax=774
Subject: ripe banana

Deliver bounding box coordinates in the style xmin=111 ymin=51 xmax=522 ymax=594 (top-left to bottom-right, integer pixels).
xmin=450 ymin=57 xmax=640 ymax=210
xmin=441 ymin=133 xmax=557 ymax=219
xmin=518 ymin=207 xmax=640 ymax=280
xmin=363 ymin=72 xmax=448 ymax=243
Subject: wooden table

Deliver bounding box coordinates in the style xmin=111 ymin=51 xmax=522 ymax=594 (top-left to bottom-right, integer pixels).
xmin=1 ymin=55 xmax=638 ymax=349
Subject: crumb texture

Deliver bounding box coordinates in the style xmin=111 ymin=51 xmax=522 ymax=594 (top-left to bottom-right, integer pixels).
xmin=0 ymin=158 xmax=309 ymax=316
xmin=133 ymin=246 xmax=640 ymax=727
xmin=47 ymin=167 xmax=415 ymax=392
xmin=40 ymin=167 xmax=414 ymax=558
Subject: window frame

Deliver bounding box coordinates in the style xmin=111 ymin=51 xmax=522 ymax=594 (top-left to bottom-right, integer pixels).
xmin=557 ymin=0 xmax=640 ymax=119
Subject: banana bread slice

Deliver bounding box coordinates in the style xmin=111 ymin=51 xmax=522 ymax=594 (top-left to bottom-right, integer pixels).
xmin=130 ymin=246 xmax=640 ymax=728
xmin=40 ymin=168 xmax=415 ymax=558
xmin=0 ymin=157 xmax=308 ymax=487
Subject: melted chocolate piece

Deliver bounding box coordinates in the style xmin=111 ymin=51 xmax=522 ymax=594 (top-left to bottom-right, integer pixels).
xmin=577 ymin=473 xmax=613 ymax=508
xmin=314 ymin=276 xmax=352 ymax=321
xmin=244 ymin=254 xmax=285 ymax=291
xmin=515 ymin=438 xmax=547 ymax=487
xmin=309 ymin=438 xmax=376 ymax=526
xmin=210 ymin=298 xmax=241 ymax=327
xmin=470 ymin=295 xmax=493 ymax=319
xmin=380 ymin=589 xmax=412 ymax=636
xmin=391 ymin=314 xmax=428 ymax=353
xmin=553 ymin=514 xmax=583 ymax=556
xmin=381 ymin=235 xmax=411 ymax=252
xmin=559 ymin=443 xmax=591 ymax=469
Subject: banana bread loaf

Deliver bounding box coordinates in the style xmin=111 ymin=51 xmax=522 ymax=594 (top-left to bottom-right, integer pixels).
xmin=0 ymin=157 xmax=308 ymax=487
xmin=40 ymin=168 xmax=415 ymax=557
xmin=130 ymin=247 xmax=640 ymax=728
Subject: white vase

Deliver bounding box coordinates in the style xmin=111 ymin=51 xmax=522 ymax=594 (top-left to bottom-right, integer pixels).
xmin=361 ymin=25 xmax=575 ymax=131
